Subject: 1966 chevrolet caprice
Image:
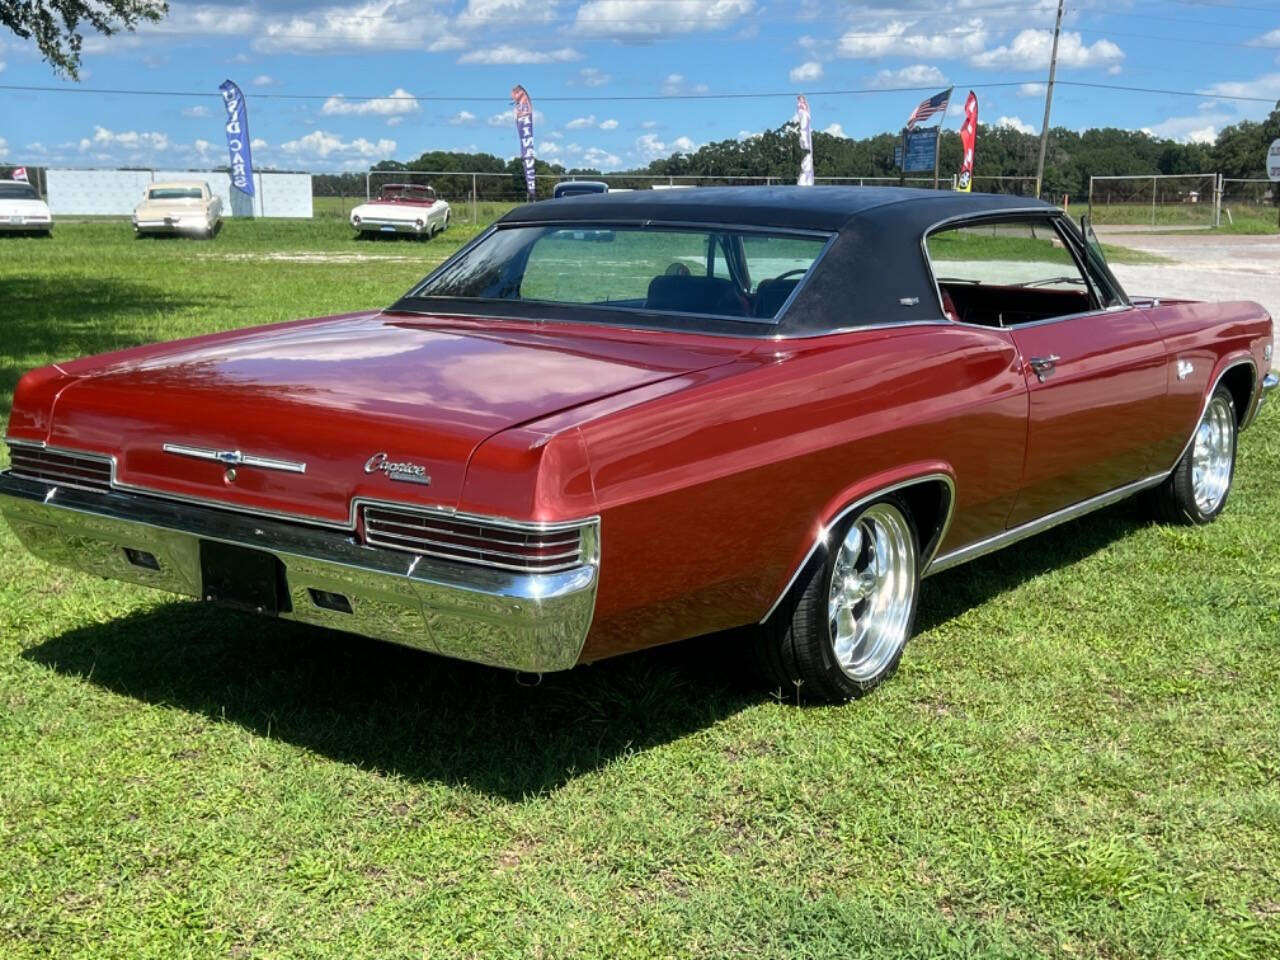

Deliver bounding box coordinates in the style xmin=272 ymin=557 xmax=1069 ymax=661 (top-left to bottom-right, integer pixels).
xmin=2 ymin=188 xmax=1275 ymax=701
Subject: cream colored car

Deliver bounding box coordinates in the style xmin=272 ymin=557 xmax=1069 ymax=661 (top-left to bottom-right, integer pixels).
xmin=132 ymin=180 xmax=223 ymax=238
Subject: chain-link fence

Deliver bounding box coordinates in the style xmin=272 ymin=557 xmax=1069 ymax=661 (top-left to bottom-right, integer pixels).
xmin=1219 ymin=178 xmax=1279 ymax=228
xmin=1087 ymin=173 xmax=1221 ymax=228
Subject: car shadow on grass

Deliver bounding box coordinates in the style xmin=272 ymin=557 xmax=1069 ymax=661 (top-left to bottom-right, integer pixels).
xmin=21 ymin=499 xmax=1150 ymax=799
xmin=0 ymin=275 xmax=212 ymax=424
xmin=23 ymin=599 xmax=755 ymax=801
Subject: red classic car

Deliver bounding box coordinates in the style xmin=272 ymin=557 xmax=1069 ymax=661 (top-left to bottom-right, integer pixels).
xmin=2 ymin=188 xmax=1275 ymax=702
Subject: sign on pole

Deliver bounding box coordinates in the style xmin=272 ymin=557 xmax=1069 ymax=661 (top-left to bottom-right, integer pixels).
xmin=903 ymin=128 xmax=938 ymax=173
xmin=1268 ymin=139 xmax=1280 ymax=182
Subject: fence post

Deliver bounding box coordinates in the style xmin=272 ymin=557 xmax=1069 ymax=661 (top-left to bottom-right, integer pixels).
xmin=1151 ymin=175 xmax=1157 ymax=227
xmin=1214 ymin=173 xmax=1223 ymax=229
xmin=471 ymin=173 xmax=477 ymax=225
xmin=1087 ymin=176 xmax=1093 ymax=223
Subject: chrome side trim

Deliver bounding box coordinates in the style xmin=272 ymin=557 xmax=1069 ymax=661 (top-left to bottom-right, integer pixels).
xmin=760 ymin=472 xmax=955 ymax=624
xmin=0 ymin=472 xmax=599 ymax=673
xmin=163 ymin=442 xmax=307 ymax=474
xmin=925 ymin=472 xmax=1166 ymax=577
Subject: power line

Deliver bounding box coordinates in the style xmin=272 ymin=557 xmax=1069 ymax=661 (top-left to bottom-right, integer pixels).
xmin=2 ymin=78 xmax=1276 ymax=104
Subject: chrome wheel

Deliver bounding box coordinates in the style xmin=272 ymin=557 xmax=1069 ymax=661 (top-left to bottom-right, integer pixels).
xmin=826 ymin=502 xmax=917 ymax=682
xmin=1191 ymin=394 xmax=1234 ymax=514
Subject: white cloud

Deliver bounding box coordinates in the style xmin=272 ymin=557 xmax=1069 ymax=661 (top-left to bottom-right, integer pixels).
xmin=82 ymin=126 xmax=171 ymax=152
xmin=635 ymin=132 xmax=697 ymax=160
xmin=737 ymin=129 xmax=762 ymax=140
xmin=641 ymin=120 xmax=659 ymax=129
xmin=194 ymin=138 xmax=212 ymax=156
xmin=575 ymin=0 xmax=755 ymax=37
xmin=251 ymin=138 xmax=268 ymax=150
xmin=0 ymin=137 xmax=8 ymax=159
xmin=281 ymin=130 xmax=396 ymax=159
xmin=577 ymin=67 xmax=611 ymax=86
xmin=823 ymin=122 xmax=846 ymax=137
xmin=996 ymin=115 xmax=1036 ymax=135
xmin=566 ymin=114 xmax=597 ymax=129
xmin=789 ymin=61 xmax=823 ymax=84
xmin=1202 ymin=72 xmax=1280 ymax=101
xmin=448 ymin=110 xmax=477 ymax=125
xmin=428 ymin=34 xmax=466 ymax=51
xmin=322 ymin=88 xmax=419 ymax=117
xmin=1142 ymin=113 xmax=1232 ymax=144
xmin=580 ymin=146 xmax=620 ymax=168
xmin=1249 ymin=28 xmax=1280 ymax=48
xmin=252 ymin=74 xmax=275 ymax=86
xmin=868 ymin=64 xmax=948 ymax=88
xmin=838 ymin=20 xmax=988 ymax=59
xmin=386 ymin=117 xmax=405 ymax=127
xmin=457 ymin=44 xmax=581 ymax=64
xmin=660 ymin=73 xmax=708 ymax=95
xmin=972 ymin=30 xmax=1124 ymax=71
xmin=181 ymin=105 xmax=210 ymax=118
xmin=599 ymin=118 xmax=619 ymax=130
xmin=1018 ymin=82 xmax=1046 ymax=98
xmin=540 ymin=141 xmax=561 ymax=156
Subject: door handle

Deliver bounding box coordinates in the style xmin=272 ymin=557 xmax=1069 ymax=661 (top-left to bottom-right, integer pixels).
xmin=1028 ymin=355 xmax=1060 ymax=382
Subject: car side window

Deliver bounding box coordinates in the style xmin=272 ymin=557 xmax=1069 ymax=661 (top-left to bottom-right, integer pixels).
xmin=925 ymin=218 xmax=1096 ymax=328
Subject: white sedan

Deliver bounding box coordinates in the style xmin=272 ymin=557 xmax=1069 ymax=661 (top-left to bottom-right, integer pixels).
xmin=0 ymin=180 xmax=53 ymax=234
xmin=351 ymin=183 xmax=450 ymax=238
xmin=132 ymin=180 xmax=223 ymax=239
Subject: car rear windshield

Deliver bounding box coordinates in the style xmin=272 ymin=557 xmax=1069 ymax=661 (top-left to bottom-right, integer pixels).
xmin=0 ymin=183 xmax=38 ymax=200
xmin=148 ymin=187 xmax=203 ymax=200
xmin=406 ymin=224 xmax=830 ymax=324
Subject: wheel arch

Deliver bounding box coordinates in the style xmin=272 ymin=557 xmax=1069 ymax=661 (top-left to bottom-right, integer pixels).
xmin=760 ymin=465 xmax=956 ymax=625
xmin=1217 ymin=357 xmax=1258 ymax=429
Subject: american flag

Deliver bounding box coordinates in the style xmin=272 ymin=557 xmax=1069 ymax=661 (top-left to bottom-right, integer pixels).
xmin=906 ymin=87 xmax=953 ymax=130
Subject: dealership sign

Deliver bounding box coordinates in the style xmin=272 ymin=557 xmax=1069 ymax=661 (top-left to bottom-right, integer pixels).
xmin=1268 ymin=139 xmax=1280 ymax=182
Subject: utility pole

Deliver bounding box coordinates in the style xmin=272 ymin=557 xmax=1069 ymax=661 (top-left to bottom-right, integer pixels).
xmin=1034 ymin=0 xmax=1065 ymax=200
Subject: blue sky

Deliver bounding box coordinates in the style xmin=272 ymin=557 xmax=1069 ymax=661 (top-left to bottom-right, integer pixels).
xmin=1 ymin=0 xmax=1279 ymax=172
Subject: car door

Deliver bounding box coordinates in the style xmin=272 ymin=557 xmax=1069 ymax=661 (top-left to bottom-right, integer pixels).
xmin=926 ymin=215 xmax=1168 ymax=530
xmin=1003 ymin=217 xmax=1168 ymax=527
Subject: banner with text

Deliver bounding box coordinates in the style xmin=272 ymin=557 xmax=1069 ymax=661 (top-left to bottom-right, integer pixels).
xmin=512 ymin=85 xmax=537 ymax=201
xmin=796 ymin=95 xmax=814 ymax=186
xmin=218 ymin=80 xmax=255 ymax=197
xmin=956 ymin=91 xmax=978 ymax=192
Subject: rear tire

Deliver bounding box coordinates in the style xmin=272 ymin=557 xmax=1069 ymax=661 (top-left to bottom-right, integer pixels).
xmin=749 ymin=496 xmax=920 ymax=703
xmin=1152 ymin=386 xmax=1237 ymax=525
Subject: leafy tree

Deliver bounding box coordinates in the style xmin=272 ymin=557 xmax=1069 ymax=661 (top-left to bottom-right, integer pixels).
xmin=1 ymin=0 xmax=168 ymax=79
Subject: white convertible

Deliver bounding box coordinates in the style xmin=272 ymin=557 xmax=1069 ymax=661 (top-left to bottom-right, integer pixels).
xmin=0 ymin=180 xmax=53 ymax=234
xmin=351 ymin=183 xmax=450 ymax=237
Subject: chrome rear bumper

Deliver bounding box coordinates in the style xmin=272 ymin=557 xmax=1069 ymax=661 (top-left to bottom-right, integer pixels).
xmin=0 ymin=472 xmax=597 ymax=672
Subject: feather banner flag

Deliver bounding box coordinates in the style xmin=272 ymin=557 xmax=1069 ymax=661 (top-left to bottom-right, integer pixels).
xmin=956 ymin=91 xmax=978 ymax=192
xmin=511 ymin=85 xmax=537 ymax=201
xmin=218 ymin=80 xmax=255 ymax=197
xmin=796 ymin=94 xmax=814 ymax=186
xmin=11 ymin=167 xmax=29 ymax=183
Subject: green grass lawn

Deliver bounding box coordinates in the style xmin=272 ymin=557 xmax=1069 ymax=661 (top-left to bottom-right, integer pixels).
xmin=1087 ymin=202 xmax=1279 ymax=235
xmin=1 ymin=223 xmax=1279 ymax=958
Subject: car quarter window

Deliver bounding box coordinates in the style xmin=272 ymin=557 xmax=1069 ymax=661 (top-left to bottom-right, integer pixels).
xmin=925 ymin=218 xmax=1099 ymax=328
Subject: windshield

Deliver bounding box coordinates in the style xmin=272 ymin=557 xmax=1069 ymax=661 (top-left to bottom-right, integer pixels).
xmin=148 ymin=187 xmax=204 ymax=200
xmin=407 ymin=224 xmax=829 ymax=324
xmin=381 ymin=186 xmax=434 ymax=202
xmin=0 ymin=183 xmax=38 ymax=200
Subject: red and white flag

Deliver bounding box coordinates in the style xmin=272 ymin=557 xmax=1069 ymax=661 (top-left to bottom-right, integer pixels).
xmin=956 ymin=92 xmax=978 ymax=192
xmin=796 ymin=95 xmax=814 ymax=186
xmin=11 ymin=167 xmax=29 ymax=183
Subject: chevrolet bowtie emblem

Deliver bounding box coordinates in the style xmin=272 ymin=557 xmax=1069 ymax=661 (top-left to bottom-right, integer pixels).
xmin=162 ymin=443 xmax=307 ymax=474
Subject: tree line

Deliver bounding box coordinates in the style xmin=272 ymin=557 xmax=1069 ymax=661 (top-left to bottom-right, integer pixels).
xmin=311 ymin=102 xmax=1280 ymax=202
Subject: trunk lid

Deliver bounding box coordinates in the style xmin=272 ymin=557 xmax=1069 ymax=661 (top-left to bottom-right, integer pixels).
xmin=45 ymin=311 xmax=748 ymax=524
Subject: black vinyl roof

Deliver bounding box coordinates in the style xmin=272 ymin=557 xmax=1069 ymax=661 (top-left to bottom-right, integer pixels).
xmin=394 ymin=186 xmax=1067 ymax=336
xmin=501 ymin=185 xmax=1054 ymax=234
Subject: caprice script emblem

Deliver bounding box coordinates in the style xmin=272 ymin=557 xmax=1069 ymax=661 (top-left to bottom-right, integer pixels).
xmin=364 ymin=452 xmax=432 ymax=485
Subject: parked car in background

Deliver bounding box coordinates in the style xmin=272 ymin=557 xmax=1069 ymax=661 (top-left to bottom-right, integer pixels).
xmin=0 ymin=179 xmax=53 ymax=235
xmin=552 ymin=180 xmax=609 ymax=199
xmin=132 ymin=181 xmax=222 ymax=238
xmin=350 ymin=184 xmax=450 ymax=237
xmin=1 ymin=187 xmax=1275 ymax=702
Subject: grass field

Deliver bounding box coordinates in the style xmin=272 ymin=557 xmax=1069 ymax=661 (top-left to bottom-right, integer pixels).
xmin=1087 ymin=202 xmax=1279 ymax=235
xmin=1 ymin=222 xmax=1279 ymax=958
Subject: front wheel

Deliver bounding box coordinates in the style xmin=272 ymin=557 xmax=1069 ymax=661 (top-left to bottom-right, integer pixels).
xmin=749 ymin=497 xmax=920 ymax=703
xmin=1152 ymin=386 xmax=1237 ymax=525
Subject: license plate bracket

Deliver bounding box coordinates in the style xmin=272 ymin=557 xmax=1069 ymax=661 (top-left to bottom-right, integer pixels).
xmin=199 ymin=540 xmax=287 ymax=614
